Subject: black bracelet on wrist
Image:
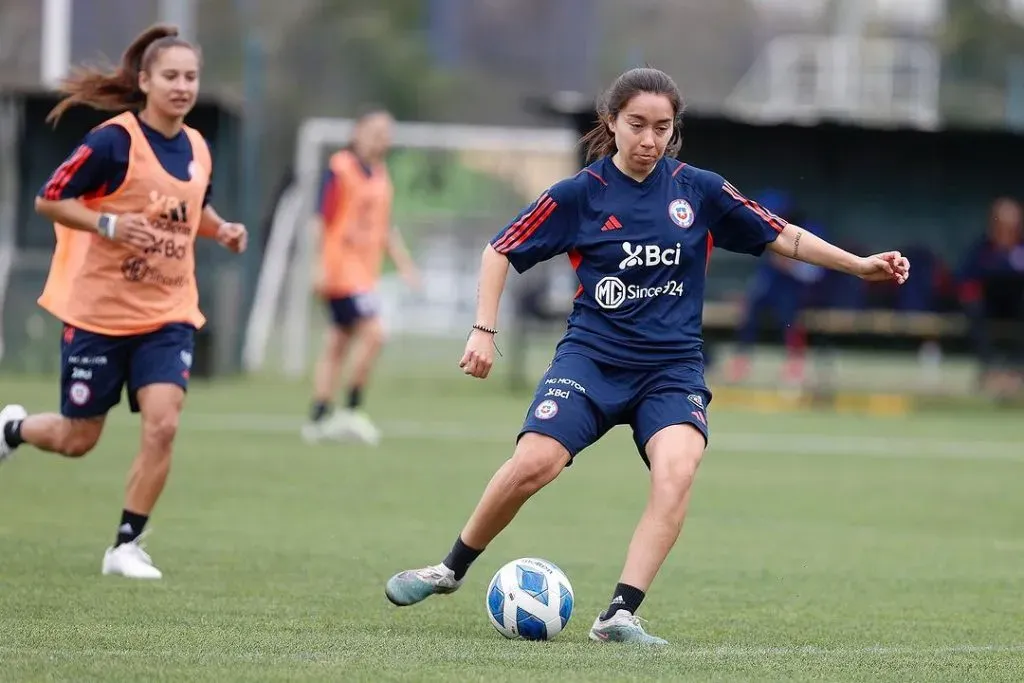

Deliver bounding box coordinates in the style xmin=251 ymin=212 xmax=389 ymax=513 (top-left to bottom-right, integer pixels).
xmin=470 ymin=323 xmax=502 ymax=357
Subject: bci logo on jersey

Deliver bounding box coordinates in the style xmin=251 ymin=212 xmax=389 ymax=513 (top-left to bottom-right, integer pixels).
xmin=618 ymin=242 xmax=681 ymax=270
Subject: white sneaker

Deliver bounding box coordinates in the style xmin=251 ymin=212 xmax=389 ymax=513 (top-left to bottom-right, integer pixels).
xmin=343 ymin=409 xmax=381 ymax=446
xmin=301 ymin=410 xmax=352 ymax=443
xmin=102 ymin=533 xmax=163 ymax=579
xmin=302 ymin=409 xmax=381 ymax=446
xmin=0 ymin=404 xmax=27 ymax=463
xmin=301 ymin=418 xmax=331 ymax=444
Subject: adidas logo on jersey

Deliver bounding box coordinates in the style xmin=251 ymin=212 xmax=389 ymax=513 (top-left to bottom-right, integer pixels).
xmin=618 ymin=242 xmax=682 ymax=270
xmin=601 ymin=215 xmax=622 ymax=231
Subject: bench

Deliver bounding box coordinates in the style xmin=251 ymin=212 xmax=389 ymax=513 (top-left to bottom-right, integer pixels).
xmin=505 ymin=285 xmax=986 ymax=391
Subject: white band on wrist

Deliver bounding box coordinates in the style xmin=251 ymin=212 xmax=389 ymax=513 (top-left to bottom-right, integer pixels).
xmin=99 ymin=213 xmax=117 ymax=239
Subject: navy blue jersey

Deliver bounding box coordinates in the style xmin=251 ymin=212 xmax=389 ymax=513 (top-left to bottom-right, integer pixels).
xmin=39 ymin=112 xmax=212 ymax=205
xmin=490 ymin=156 xmax=787 ymax=368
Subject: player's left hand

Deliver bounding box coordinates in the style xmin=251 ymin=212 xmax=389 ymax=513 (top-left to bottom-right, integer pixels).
xmin=460 ymin=328 xmax=495 ymax=379
xmin=855 ymin=251 xmax=910 ymax=284
xmin=216 ymin=222 xmax=248 ymax=254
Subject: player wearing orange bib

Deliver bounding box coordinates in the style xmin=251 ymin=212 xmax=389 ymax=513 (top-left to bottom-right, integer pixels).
xmin=0 ymin=25 xmax=248 ymax=579
xmin=302 ymin=110 xmax=420 ymax=445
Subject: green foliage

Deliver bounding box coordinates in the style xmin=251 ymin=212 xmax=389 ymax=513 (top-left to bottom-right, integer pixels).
xmin=937 ymin=0 xmax=1024 ymax=126
xmin=388 ymin=149 xmax=527 ymax=221
xmin=942 ymin=0 xmax=1024 ymax=86
xmin=302 ymin=0 xmax=454 ymax=120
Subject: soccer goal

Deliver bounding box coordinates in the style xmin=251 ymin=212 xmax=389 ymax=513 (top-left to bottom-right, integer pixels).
xmin=243 ymin=118 xmax=580 ymax=378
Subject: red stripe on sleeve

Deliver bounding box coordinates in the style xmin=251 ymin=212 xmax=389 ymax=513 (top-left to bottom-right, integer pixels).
xmin=320 ymin=175 xmax=340 ymax=224
xmin=722 ymin=182 xmax=787 ymax=232
xmin=44 ymin=145 xmax=93 ymax=200
xmin=493 ymin=195 xmax=556 ymax=253
xmin=503 ymin=199 xmax=557 ymax=252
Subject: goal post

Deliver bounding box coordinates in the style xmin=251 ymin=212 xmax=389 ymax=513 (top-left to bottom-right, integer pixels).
xmin=243 ymin=118 xmax=579 ymax=378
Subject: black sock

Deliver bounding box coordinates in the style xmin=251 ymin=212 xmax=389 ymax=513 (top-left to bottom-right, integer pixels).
xmin=115 ymin=510 xmax=149 ymax=547
xmin=347 ymin=386 xmax=363 ymax=410
xmin=310 ymin=400 xmax=332 ymax=422
xmin=442 ymin=535 xmax=484 ymax=581
xmin=2 ymin=419 xmax=24 ymax=448
xmin=601 ymin=583 xmax=646 ymax=620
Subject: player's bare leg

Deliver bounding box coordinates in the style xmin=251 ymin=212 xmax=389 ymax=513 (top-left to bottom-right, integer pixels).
xmin=348 ymin=316 xmax=385 ymax=393
xmin=101 ymin=383 xmax=184 ymax=580
xmin=385 ymin=433 xmax=569 ymax=606
xmin=460 ymin=433 xmax=568 ymax=548
xmin=335 ymin=316 xmax=386 ymax=445
xmin=1 ymin=409 xmax=104 ymax=460
xmin=303 ymin=326 xmax=353 ymax=442
xmin=313 ymin=326 xmax=352 ymax=407
xmin=590 ymin=424 xmax=704 ymax=646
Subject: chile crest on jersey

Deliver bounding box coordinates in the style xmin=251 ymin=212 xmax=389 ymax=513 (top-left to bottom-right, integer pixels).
xmin=581 ymin=161 xmax=709 ymax=313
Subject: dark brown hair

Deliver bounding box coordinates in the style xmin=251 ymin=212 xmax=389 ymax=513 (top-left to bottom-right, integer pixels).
xmin=46 ymin=24 xmax=200 ymax=126
xmin=581 ymin=67 xmax=685 ymax=162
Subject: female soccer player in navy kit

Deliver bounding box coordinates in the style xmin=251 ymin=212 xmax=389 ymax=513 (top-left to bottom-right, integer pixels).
xmin=385 ymin=68 xmax=910 ymax=644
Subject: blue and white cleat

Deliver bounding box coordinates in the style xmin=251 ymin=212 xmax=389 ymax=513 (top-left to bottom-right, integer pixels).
xmin=385 ymin=563 xmax=462 ymax=606
xmin=589 ymin=609 xmax=669 ymax=645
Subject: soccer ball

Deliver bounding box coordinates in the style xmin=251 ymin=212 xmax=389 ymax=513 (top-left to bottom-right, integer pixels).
xmin=485 ymin=557 xmax=574 ymax=640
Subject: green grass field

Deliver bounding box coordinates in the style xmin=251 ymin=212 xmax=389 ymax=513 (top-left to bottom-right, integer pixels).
xmin=1 ymin=340 xmax=1023 ymax=682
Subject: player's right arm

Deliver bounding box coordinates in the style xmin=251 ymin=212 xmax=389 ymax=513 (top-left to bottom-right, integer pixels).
xmin=315 ymin=168 xmax=339 ymax=237
xmin=34 ymin=126 xmax=153 ymax=249
xmin=460 ymin=179 xmax=581 ymax=379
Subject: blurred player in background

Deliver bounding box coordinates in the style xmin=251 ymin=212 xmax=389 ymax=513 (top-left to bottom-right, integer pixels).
xmin=726 ymin=195 xmax=824 ymax=387
xmin=384 ymin=67 xmax=910 ymax=644
xmin=0 ymin=25 xmax=247 ymax=579
xmin=302 ymin=109 xmax=421 ymax=445
xmin=958 ymin=197 xmax=1024 ymax=397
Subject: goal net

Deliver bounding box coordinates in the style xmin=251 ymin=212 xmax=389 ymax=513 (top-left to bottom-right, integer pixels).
xmin=243 ymin=118 xmax=580 ymax=378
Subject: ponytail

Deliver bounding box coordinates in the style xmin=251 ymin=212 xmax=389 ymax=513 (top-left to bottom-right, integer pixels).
xmin=46 ymin=24 xmax=194 ymax=126
xmin=581 ymin=116 xmax=616 ymax=163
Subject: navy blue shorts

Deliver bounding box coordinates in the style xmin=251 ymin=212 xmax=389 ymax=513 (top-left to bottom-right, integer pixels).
xmin=325 ymin=292 xmax=379 ymax=328
xmin=60 ymin=323 xmax=196 ymax=419
xmin=519 ymin=352 xmax=711 ymax=467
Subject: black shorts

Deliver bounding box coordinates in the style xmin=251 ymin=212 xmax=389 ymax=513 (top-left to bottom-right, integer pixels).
xmin=325 ymin=292 xmax=379 ymax=328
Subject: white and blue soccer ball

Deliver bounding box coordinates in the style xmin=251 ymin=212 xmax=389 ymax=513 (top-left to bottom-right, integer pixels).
xmin=485 ymin=557 xmax=574 ymax=640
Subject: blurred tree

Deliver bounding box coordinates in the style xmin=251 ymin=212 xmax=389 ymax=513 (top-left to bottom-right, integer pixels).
xmin=280 ymin=0 xmax=453 ymax=121
xmin=941 ymin=0 xmax=1024 ymax=126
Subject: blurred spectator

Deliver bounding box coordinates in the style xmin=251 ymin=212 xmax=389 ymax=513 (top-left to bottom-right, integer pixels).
xmin=727 ymin=192 xmax=824 ymax=386
xmin=957 ymin=197 xmax=1024 ymax=397
xmin=869 ymin=244 xmax=957 ymax=388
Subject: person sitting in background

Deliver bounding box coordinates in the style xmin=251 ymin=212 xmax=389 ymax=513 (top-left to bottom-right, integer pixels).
xmin=958 ymin=197 xmax=1024 ymax=397
xmin=726 ymin=194 xmax=824 ymax=387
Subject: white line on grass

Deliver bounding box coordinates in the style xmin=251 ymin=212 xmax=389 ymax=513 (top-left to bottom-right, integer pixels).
xmin=157 ymin=414 xmax=1024 ymax=463
xmin=682 ymin=644 xmax=1024 ymax=657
